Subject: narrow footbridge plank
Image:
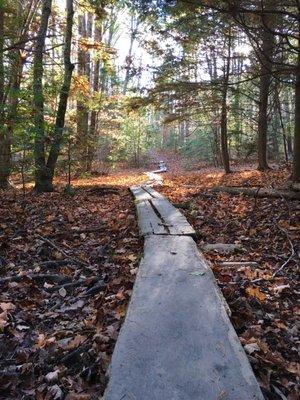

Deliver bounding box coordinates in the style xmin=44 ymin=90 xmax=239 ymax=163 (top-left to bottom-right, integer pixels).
xmin=136 ymin=200 xmax=167 ymax=235
xmin=104 ymin=236 xmax=264 ymax=400
xmin=131 ymin=186 xmax=153 ymax=202
xmin=151 ymin=197 xmax=195 ymax=236
xmin=141 ymin=184 xmax=165 ymax=199
xmin=130 ymin=186 xmax=195 ymax=237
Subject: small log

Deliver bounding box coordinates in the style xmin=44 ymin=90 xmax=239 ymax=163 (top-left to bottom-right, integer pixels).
xmin=211 ymin=186 xmax=300 ymax=200
xmin=201 ymin=243 xmax=243 ymax=254
xmin=219 ymin=261 xmax=259 ymax=267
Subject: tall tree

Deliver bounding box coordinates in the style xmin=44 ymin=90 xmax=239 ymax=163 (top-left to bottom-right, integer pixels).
xmin=293 ymin=19 xmax=300 ymax=185
xmin=33 ymin=0 xmax=52 ymax=191
xmin=0 ymin=0 xmax=38 ymax=188
xmin=220 ymin=28 xmax=232 ymax=173
xmin=0 ymin=0 xmax=8 ymax=188
xmin=34 ymin=0 xmax=74 ymax=191
xmin=257 ymin=26 xmax=275 ymax=170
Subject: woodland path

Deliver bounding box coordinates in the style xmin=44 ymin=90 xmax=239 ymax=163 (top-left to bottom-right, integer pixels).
xmin=103 ymin=173 xmax=264 ymax=400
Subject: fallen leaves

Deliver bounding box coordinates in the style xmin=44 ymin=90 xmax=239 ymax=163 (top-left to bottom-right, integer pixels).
xmin=160 ymin=166 xmax=299 ymax=400
xmin=0 ymin=178 xmax=142 ymax=399
xmin=246 ymin=286 xmax=267 ymax=302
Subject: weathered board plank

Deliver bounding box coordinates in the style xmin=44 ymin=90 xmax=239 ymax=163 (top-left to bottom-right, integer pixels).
xmin=136 ymin=200 xmax=167 ymax=235
xmin=130 ymin=186 xmax=153 ymax=202
xmin=151 ymin=198 xmax=196 ymax=236
xmin=104 ymin=235 xmax=264 ymax=400
xmin=142 ymin=185 xmax=165 ymax=199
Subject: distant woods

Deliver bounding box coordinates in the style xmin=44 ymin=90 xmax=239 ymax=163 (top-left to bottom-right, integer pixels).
xmin=0 ymin=0 xmax=300 ymax=191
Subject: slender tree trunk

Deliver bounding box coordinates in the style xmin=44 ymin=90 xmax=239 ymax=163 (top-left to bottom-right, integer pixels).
xmin=0 ymin=1 xmax=37 ymax=189
xmin=76 ymin=13 xmax=90 ymax=170
xmin=293 ymin=28 xmax=300 ymax=184
xmin=207 ymin=47 xmax=222 ymax=165
xmin=123 ymin=15 xmax=139 ymax=95
xmin=257 ymin=25 xmax=275 ymax=170
xmin=87 ymin=17 xmax=102 ymax=171
xmin=46 ymin=0 xmax=74 ymax=186
xmin=220 ymin=32 xmax=231 ymax=174
xmin=275 ymin=86 xmax=289 ymax=162
xmin=0 ymin=2 xmax=10 ymax=189
xmin=33 ymin=0 xmax=52 ymax=191
xmin=0 ymin=4 xmax=4 ymax=123
xmin=0 ymin=36 xmax=11 ymax=189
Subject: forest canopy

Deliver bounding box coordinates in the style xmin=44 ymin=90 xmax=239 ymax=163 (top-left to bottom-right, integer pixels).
xmin=0 ymin=0 xmax=300 ymax=190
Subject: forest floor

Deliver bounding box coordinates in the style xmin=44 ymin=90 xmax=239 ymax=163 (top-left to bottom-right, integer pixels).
xmin=0 ymin=165 xmax=299 ymax=400
xmin=159 ymin=166 xmax=299 ymax=400
xmin=0 ymin=172 xmax=145 ymax=400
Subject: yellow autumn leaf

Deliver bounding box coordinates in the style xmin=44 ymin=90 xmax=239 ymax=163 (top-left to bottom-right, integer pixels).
xmin=245 ymin=286 xmax=266 ymax=302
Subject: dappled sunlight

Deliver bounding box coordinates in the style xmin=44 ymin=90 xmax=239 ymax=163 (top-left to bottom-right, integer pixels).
xmin=160 ymin=166 xmax=291 ymax=203
xmin=11 ymin=170 xmax=147 ymax=192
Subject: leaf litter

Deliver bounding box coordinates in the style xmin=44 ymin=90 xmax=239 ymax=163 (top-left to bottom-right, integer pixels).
xmin=159 ymin=166 xmax=299 ymax=400
xmin=0 ymin=174 xmax=143 ymax=399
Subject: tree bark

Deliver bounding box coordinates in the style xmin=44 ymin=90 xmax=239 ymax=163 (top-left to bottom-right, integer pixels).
xmin=220 ymin=31 xmax=231 ymax=174
xmin=33 ymin=0 xmax=52 ymax=191
xmin=46 ymin=0 xmax=74 ymax=186
xmin=0 ymin=2 xmax=10 ymax=189
xmin=76 ymin=13 xmax=89 ymax=170
xmin=34 ymin=0 xmax=74 ymax=192
xmin=257 ymin=22 xmax=275 ymax=170
xmin=123 ymin=15 xmax=139 ymax=95
xmin=87 ymin=16 xmax=102 ymax=171
xmin=293 ymin=25 xmax=300 ymax=184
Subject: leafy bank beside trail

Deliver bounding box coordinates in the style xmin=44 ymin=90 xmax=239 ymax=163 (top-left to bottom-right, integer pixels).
xmin=0 ymin=173 xmax=144 ymax=399
xmin=160 ymin=167 xmax=299 ymax=400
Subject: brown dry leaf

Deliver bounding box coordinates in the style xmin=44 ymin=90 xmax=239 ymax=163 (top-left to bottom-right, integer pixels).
xmin=245 ymin=286 xmax=267 ymax=302
xmin=0 ymin=310 xmax=8 ymax=330
xmin=115 ymin=304 xmax=127 ymax=319
xmin=36 ymin=333 xmax=56 ymax=348
xmin=65 ymin=393 xmax=91 ymax=400
xmin=0 ymin=302 xmax=15 ymax=311
xmin=286 ymin=362 xmax=300 ymax=376
xmin=128 ymin=254 xmax=137 ymax=262
xmin=67 ymin=334 xmax=87 ymax=350
xmin=115 ymin=290 xmax=125 ymax=300
xmin=273 ymin=321 xmax=287 ymax=330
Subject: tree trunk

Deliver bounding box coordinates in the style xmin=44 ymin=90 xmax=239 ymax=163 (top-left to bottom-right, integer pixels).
xmin=123 ymin=15 xmax=139 ymax=95
xmin=257 ymin=25 xmax=275 ymax=170
xmin=220 ymin=32 xmax=231 ymax=174
xmin=46 ymin=0 xmax=74 ymax=185
xmin=87 ymin=15 xmax=102 ymax=171
xmin=0 ymin=2 xmax=10 ymax=189
xmin=33 ymin=0 xmax=52 ymax=192
xmin=293 ymin=28 xmax=300 ymax=184
xmin=76 ymin=13 xmax=89 ymax=170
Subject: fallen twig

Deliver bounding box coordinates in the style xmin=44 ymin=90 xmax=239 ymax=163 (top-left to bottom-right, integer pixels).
xmin=49 ymin=225 xmax=106 ymax=238
xmin=39 ymin=260 xmax=73 ymax=268
xmin=36 ymin=234 xmax=95 ymax=274
xmin=45 ymin=279 xmax=86 ymax=292
xmin=219 ymin=261 xmax=259 ymax=267
xmin=0 ymin=273 xmax=71 ymax=285
xmin=45 ymin=277 xmax=97 ymax=292
xmin=272 ymin=226 xmax=295 ymax=277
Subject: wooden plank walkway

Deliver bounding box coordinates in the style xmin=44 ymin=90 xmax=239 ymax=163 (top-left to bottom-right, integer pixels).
xmin=104 ymin=185 xmax=264 ymax=400
xmin=131 ymin=185 xmax=196 ymax=237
